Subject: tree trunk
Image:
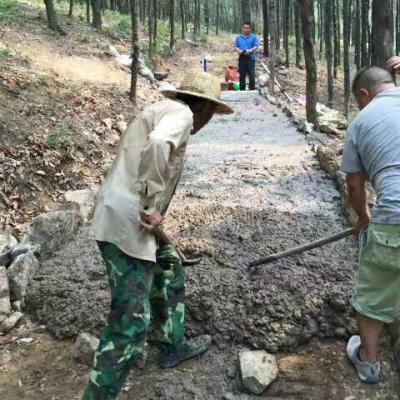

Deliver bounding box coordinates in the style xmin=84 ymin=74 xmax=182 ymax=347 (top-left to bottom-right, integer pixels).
xmin=354 ymin=0 xmax=361 ymax=68
xmin=91 ymin=0 xmax=102 ymax=29
xmin=148 ymin=0 xmax=153 ymax=58
xmin=295 ymin=3 xmax=302 ymax=66
xmin=284 ymin=0 xmax=290 ymax=67
xmin=180 ymin=0 xmax=185 ymax=39
xmin=343 ymin=0 xmax=351 ymax=116
xmin=169 ymin=0 xmax=175 ymax=49
xmin=241 ymin=0 xmax=251 ymax=23
xmin=269 ymin=0 xmax=276 ymax=94
xmin=263 ymin=0 xmax=269 ymax=57
xmin=361 ymin=0 xmax=370 ymax=66
xmin=371 ymin=0 xmax=393 ymax=67
xmin=276 ymin=0 xmax=281 ymax=50
xmin=152 ymin=0 xmax=157 ymax=54
xmin=44 ymin=0 xmax=66 ymax=35
xmin=68 ymin=0 xmax=74 ymax=18
xmin=319 ymin=0 xmax=324 ymax=59
xmin=396 ymin=0 xmax=400 ymax=55
xmin=130 ymin=0 xmax=140 ymax=103
xmin=216 ymin=0 xmax=220 ymax=35
xmin=204 ymin=0 xmax=210 ymax=35
xmin=325 ymin=0 xmax=334 ymax=106
xmin=333 ymin=0 xmax=339 ymax=78
xmin=300 ymin=0 xmax=319 ymax=129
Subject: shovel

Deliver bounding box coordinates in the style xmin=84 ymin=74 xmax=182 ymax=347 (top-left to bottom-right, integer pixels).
xmin=248 ymin=228 xmax=355 ymax=268
xmin=154 ymin=226 xmax=202 ymax=267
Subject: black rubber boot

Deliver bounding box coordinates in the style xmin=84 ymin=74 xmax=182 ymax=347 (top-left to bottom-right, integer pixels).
xmin=159 ymin=335 xmax=212 ymax=369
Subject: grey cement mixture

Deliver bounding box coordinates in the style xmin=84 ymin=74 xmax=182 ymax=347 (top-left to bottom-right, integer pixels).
xmin=25 ymin=92 xmax=400 ymax=399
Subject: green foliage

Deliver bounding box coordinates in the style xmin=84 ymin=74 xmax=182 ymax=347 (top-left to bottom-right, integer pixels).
xmin=0 ymin=49 xmax=10 ymax=58
xmin=46 ymin=121 xmax=74 ymax=149
xmin=0 ymin=0 xmax=20 ymax=22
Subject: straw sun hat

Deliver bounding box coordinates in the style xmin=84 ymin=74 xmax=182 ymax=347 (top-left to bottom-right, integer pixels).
xmin=161 ymin=70 xmax=234 ymax=115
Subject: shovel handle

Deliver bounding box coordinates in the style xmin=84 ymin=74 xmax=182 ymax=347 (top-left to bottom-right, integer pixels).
xmin=154 ymin=227 xmax=201 ymax=267
xmin=249 ymin=228 xmax=355 ymax=268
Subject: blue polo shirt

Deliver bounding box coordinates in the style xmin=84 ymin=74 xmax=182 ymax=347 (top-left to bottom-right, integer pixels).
xmin=235 ymin=33 xmax=260 ymax=60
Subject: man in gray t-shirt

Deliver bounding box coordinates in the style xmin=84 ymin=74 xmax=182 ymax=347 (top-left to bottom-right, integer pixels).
xmin=341 ymin=66 xmax=400 ymax=384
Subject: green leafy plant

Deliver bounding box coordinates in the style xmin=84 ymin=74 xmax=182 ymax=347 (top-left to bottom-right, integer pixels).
xmin=0 ymin=0 xmax=19 ymax=22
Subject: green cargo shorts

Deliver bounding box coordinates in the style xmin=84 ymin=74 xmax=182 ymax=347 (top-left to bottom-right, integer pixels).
xmin=352 ymin=223 xmax=400 ymax=323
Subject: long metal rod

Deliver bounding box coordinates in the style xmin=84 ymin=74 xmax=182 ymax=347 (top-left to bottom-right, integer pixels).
xmin=248 ymin=228 xmax=355 ymax=268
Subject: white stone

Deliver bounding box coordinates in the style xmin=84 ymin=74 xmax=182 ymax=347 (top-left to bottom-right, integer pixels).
xmin=73 ymin=332 xmax=100 ymax=367
xmin=0 ymin=266 xmax=11 ymax=317
xmin=102 ymin=118 xmax=113 ymax=130
xmin=64 ymin=188 xmax=98 ymax=223
xmin=8 ymin=252 xmax=39 ymax=303
xmin=0 ymin=233 xmax=17 ymax=266
xmin=0 ymin=311 xmax=23 ymax=333
xmin=239 ymin=350 xmax=278 ymax=395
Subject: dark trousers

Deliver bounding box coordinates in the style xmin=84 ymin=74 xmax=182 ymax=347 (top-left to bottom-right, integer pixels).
xmin=239 ymin=57 xmax=256 ymax=91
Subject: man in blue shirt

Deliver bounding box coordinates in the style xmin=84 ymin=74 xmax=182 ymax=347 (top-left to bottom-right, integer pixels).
xmin=235 ymin=22 xmax=260 ymax=91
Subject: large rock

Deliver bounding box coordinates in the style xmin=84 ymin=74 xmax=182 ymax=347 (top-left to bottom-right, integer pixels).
xmin=0 ymin=311 xmax=23 ymax=333
xmin=8 ymin=252 xmax=39 ymax=304
xmin=0 ymin=266 xmax=11 ymax=318
xmin=73 ymin=332 xmax=100 ymax=367
xmin=239 ymin=350 xmax=278 ymax=395
xmin=0 ymin=233 xmax=17 ymax=267
xmin=64 ymin=188 xmax=98 ymax=223
xmin=10 ymin=242 xmax=41 ymax=263
xmin=23 ymin=205 xmax=82 ymax=260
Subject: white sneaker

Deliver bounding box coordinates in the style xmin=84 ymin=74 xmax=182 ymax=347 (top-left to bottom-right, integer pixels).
xmin=346 ymin=335 xmax=381 ymax=384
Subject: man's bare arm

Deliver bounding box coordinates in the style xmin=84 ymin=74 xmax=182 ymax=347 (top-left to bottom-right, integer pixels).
xmin=346 ymin=172 xmax=371 ymax=233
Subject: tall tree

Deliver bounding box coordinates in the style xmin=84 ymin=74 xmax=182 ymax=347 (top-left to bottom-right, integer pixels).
xmin=325 ymin=0 xmax=334 ymax=106
xmin=91 ymin=0 xmax=102 ymax=29
xmin=43 ymin=0 xmax=66 ymax=34
xmin=361 ymin=0 xmax=370 ymax=66
xmin=169 ymin=0 xmax=175 ymax=49
xmin=300 ymin=0 xmax=319 ymax=129
xmin=295 ymin=3 xmax=302 ymax=66
xmin=262 ymin=0 xmax=269 ymax=57
xmin=241 ymin=0 xmax=251 ymax=22
xmin=130 ymin=0 xmax=140 ymax=103
xmin=204 ymin=0 xmax=210 ymax=34
xmin=284 ymin=0 xmax=290 ymax=67
xmin=333 ymin=0 xmax=340 ymax=78
xmin=343 ymin=0 xmax=351 ymax=116
xmin=180 ymin=0 xmax=186 ymax=39
xmin=152 ymin=0 xmax=158 ymax=55
xmin=276 ymin=0 xmax=281 ymax=50
xmin=86 ymin=0 xmax=90 ymax=24
xmin=397 ymin=0 xmax=400 ymax=55
xmin=371 ymin=0 xmax=393 ymax=67
xmin=354 ymin=0 xmax=361 ymax=69
xmin=269 ymin=0 xmax=276 ymax=94
xmin=148 ymin=0 xmax=154 ymax=58
xmin=216 ymin=0 xmax=220 ymax=35
xmin=68 ymin=0 xmax=74 ymax=18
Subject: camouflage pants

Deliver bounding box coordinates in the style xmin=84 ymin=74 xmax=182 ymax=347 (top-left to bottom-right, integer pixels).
xmin=82 ymin=242 xmax=185 ymax=400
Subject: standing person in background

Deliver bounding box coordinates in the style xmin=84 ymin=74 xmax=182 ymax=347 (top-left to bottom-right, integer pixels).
xmin=235 ymin=22 xmax=260 ymax=91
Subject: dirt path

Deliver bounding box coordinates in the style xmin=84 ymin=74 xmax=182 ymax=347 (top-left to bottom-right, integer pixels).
xmin=2 ymin=90 xmax=399 ymax=400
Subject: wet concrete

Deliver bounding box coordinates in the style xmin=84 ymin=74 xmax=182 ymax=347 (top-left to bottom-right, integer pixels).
xmin=25 ymin=92 xmax=400 ymax=399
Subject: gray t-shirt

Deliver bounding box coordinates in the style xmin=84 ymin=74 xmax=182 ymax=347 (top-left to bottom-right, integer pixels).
xmin=341 ymin=87 xmax=400 ymax=224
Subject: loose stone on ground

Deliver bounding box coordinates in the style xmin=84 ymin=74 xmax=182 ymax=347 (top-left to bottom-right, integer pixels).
xmin=239 ymin=350 xmax=278 ymax=395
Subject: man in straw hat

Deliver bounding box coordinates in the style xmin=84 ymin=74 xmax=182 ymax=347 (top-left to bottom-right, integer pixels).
xmin=82 ymin=71 xmax=233 ymax=400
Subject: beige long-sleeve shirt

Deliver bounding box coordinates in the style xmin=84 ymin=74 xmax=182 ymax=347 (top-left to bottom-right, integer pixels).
xmin=91 ymin=99 xmax=193 ymax=262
